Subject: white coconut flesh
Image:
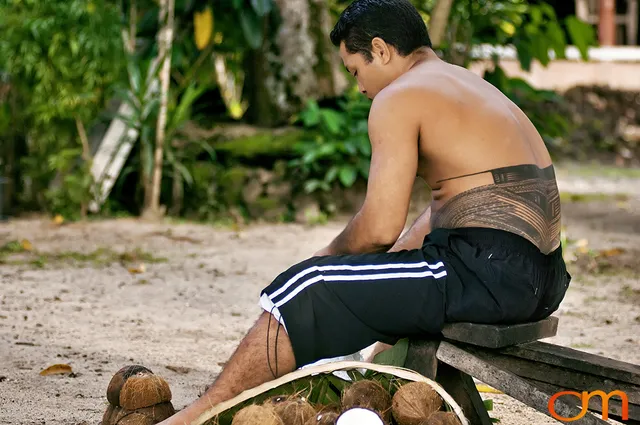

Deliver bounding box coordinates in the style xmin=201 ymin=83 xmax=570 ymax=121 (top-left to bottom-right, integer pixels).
xmin=336 ymin=407 xmax=384 ymax=425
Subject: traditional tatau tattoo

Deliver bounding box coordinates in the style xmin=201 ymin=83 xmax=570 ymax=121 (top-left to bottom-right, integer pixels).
xmin=431 ymin=164 xmax=561 ymax=254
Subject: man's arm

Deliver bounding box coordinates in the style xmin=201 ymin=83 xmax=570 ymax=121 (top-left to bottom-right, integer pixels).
xmin=388 ymin=206 xmax=432 ymax=252
xmin=318 ymin=89 xmax=419 ymax=255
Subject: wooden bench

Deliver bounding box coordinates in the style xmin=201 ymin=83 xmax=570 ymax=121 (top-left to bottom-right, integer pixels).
xmin=404 ymin=317 xmax=640 ymax=425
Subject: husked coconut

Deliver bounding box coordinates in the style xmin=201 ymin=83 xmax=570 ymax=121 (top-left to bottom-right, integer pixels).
xmin=232 ymin=404 xmax=284 ymax=425
xmin=341 ymin=380 xmax=392 ymax=422
xmin=391 ymin=382 xmax=443 ymax=425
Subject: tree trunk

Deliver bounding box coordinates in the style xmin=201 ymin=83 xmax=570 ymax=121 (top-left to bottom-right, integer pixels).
xmin=142 ymin=0 xmax=174 ymax=219
xmin=244 ymin=0 xmax=348 ymax=127
xmin=429 ymin=0 xmax=455 ymax=48
xmin=75 ymin=117 xmax=91 ymax=219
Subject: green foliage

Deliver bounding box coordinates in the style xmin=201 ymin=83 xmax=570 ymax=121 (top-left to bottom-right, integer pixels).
xmin=438 ymin=0 xmax=597 ymax=69
xmin=113 ymin=53 xmax=215 ymax=210
xmin=0 ymin=0 xmax=124 ymax=124
xmin=290 ymin=88 xmax=372 ymax=193
xmin=42 ymin=150 xmax=96 ymax=219
xmin=0 ymin=0 xmax=124 ymax=213
xmin=372 ymin=338 xmax=409 ymax=367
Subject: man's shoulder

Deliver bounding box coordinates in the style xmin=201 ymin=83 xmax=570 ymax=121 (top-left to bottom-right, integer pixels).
xmin=371 ymin=78 xmax=442 ymax=118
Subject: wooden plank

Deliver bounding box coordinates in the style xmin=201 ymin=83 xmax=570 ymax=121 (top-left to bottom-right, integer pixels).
xmin=436 ymin=362 xmax=494 ymax=425
xmin=463 ymin=345 xmax=640 ymax=405
xmin=405 ymin=339 xmax=439 ymax=379
xmin=436 ymin=342 xmax=610 ymax=425
xmin=88 ymin=102 xmax=139 ymax=213
xmin=498 ymin=341 xmax=640 ymax=386
xmin=405 ymin=339 xmax=492 ymax=425
xmin=525 ymin=377 xmax=640 ymax=423
xmin=441 ymin=317 xmax=558 ymax=349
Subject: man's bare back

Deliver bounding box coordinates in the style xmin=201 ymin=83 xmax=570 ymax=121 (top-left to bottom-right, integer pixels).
xmin=376 ymin=50 xmax=561 ymax=254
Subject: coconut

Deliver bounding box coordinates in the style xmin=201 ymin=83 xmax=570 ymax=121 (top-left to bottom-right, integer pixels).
xmin=391 ymin=382 xmax=443 ymax=425
xmin=341 ymin=380 xmax=392 ymax=422
xmin=107 ymin=365 xmax=153 ymax=406
xmin=101 ymin=405 xmax=122 ymax=425
xmin=336 ymin=408 xmax=385 ymax=425
xmin=115 ymin=402 xmax=175 ymax=425
xmin=119 ymin=374 xmax=172 ymax=410
xmin=232 ymin=404 xmax=284 ymax=425
xmin=113 ymin=402 xmax=175 ymax=425
xmin=421 ymin=411 xmax=461 ymax=425
xmin=305 ymin=404 xmax=341 ymax=425
xmin=270 ymin=397 xmax=317 ymax=425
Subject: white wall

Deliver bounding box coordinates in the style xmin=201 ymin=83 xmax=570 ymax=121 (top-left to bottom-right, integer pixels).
xmin=467 ymin=45 xmax=640 ymax=92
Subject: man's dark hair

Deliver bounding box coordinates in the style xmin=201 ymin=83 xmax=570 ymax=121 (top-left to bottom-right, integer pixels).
xmin=330 ymin=0 xmax=432 ymax=62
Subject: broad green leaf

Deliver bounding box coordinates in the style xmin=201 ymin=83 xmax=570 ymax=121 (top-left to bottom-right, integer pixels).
xmin=514 ymin=40 xmax=533 ymax=72
xmin=320 ymin=109 xmax=344 ymax=135
xmin=324 ymin=165 xmax=339 ymax=183
xmin=304 ymin=179 xmax=322 ymax=193
xmin=546 ymin=21 xmax=567 ymax=59
xmin=565 ymin=16 xmax=596 ymax=61
xmin=300 ymin=100 xmax=320 ymax=126
xmin=484 ymin=399 xmax=494 ymax=411
xmin=339 ymin=166 xmax=357 ymax=187
xmin=530 ymin=7 xmax=542 ymax=25
xmin=372 ymin=338 xmax=409 ymax=367
xmin=238 ymin=8 xmax=263 ymax=50
xmin=232 ymin=0 xmax=243 ymax=9
xmin=250 ymin=0 xmax=272 ymax=17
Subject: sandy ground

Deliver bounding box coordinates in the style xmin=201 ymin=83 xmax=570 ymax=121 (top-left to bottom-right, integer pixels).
xmin=1 ymin=168 xmax=639 ymax=425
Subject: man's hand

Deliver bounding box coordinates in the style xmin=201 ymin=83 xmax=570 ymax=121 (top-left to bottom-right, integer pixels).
xmin=388 ymin=206 xmax=432 ymax=252
xmin=323 ymin=88 xmax=420 ymax=255
xmin=312 ymin=246 xmax=333 ymax=257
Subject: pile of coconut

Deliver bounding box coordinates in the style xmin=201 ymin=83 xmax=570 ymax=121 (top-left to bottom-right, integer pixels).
xmin=209 ymin=374 xmax=462 ymax=425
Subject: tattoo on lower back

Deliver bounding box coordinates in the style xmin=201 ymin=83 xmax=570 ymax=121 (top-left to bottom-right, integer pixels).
xmin=431 ymin=164 xmax=561 ymax=254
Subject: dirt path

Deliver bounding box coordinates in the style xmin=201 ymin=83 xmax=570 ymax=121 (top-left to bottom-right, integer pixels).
xmin=1 ymin=169 xmax=639 ymax=425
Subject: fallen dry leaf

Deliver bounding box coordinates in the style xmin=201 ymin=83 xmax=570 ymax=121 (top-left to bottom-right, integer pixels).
xmin=127 ymin=264 xmax=146 ymax=274
xmin=39 ymin=364 xmax=72 ymax=376
xmin=598 ymin=247 xmax=625 ymax=258
xmin=166 ymin=365 xmax=191 ymax=374
xmin=21 ymin=239 xmax=33 ymax=252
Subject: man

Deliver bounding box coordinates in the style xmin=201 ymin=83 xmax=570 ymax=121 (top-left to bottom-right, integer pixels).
xmin=158 ymin=0 xmax=571 ymax=423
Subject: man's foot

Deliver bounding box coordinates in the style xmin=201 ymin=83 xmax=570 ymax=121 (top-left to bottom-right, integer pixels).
xmin=101 ymin=365 xmax=175 ymax=425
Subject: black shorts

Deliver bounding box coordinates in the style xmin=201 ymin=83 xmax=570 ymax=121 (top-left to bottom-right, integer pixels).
xmin=260 ymin=227 xmax=571 ymax=368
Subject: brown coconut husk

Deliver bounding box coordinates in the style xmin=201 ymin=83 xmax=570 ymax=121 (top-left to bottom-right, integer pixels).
xmin=101 ymin=405 xmax=123 ymax=425
xmin=341 ymin=380 xmax=392 ymax=422
xmin=232 ymin=404 xmax=284 ymax=425
xmin=421 ymin=411 xmax=462 ymax=425
xmin=270 ymin=397 xmax=316 ymax=425
xmin=119 ymin=375 xmax=172 ymax=410
xmin=107 ymin=365 xmax=153 ymax=407
xmin=305 ymin=404 xmax=341 ymax=425
xmin=114 ymin=402 xmax=175 ymax=425
xmin=391 ymin=382 xmax=443 ymax=425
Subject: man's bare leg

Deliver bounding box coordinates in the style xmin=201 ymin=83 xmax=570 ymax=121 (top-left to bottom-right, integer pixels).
xmin=159 ymin=311 xmax=296 ymax=425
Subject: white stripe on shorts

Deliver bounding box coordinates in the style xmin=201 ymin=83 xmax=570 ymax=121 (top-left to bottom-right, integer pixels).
xmin=267 ymin=260 xmax=445 ymax=301
xmin=274 ymin=268 xmax=448 ymax=308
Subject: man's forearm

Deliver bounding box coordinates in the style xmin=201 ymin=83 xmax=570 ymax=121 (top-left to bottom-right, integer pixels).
xmin=325 ymin=211 xmax=395 ymax=255
xmin=388 ymin=207 xmax=432 ymax=252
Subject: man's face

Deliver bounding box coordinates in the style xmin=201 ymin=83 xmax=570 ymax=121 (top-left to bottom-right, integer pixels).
xmin=339 ymin=42 xmax=390 ymax=99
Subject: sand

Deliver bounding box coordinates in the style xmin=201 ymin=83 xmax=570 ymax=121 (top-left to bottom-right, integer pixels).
xmin=1 ymin=167 xmax=639 ymax=425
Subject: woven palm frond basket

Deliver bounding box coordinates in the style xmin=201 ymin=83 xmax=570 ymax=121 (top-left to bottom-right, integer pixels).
xmin=192 ymin=361 xmax=469 ymax=425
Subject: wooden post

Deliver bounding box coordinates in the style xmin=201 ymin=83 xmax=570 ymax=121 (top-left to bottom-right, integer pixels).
xmin=599 ymin=0 xmax=617 ymax=45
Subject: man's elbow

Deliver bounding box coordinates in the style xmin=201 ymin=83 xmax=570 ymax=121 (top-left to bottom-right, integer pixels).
xmin=370 ymin=225 xmax=402 ymax=251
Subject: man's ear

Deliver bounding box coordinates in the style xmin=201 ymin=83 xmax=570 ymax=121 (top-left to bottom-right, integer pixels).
xmin=370 ymin=37 xmax=391 ymax=64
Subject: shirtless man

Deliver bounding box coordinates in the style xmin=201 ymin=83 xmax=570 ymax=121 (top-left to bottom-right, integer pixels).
xmin=158 ymin=0 xmax=571 ymax=423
